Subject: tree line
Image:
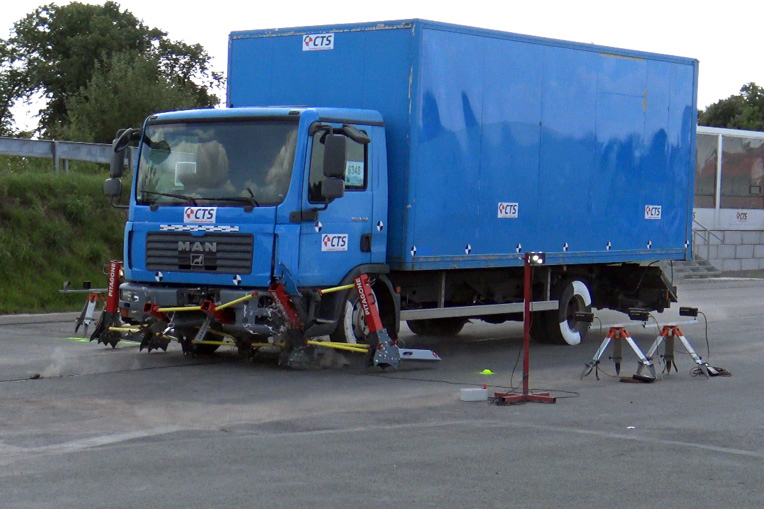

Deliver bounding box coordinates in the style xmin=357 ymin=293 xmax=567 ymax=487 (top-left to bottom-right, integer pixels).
xmin=0 ymin=1 xmax=222 ymax=143
xmin=1 ymin=3 xmax=763 ymax=142
xmin=699 ymin=83 xmax=764 ymax=132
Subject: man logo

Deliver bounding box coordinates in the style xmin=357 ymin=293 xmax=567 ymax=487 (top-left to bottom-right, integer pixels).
xmin=178 ymin=241 xmax=217 ymax=253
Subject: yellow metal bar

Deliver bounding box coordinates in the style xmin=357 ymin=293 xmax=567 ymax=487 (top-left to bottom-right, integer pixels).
xmin=157 ymin=305 xmax=203 ymax=313
xmin=108 ymin=327 xmax=143 ymax=333
xmin=318 ymin=341 xmax=370 ymax=351
xmin=317 ymin=283 xmax=355 ymax=295
xmin=217 ymin=292 xmax=257 ymax=311
xmin=309 ymin=343 xmax=366 ymax=353
xmin=201 ymin=328 xmax=235 ymax=340
xmin=187 ymin=338 xmax=286 ymax=349
xmin=307 ymin=340 xmax=369 ymax=353
xmin=192 ymin=340 xmax=232 ymax=346
xmin=156 ymin=292 xmax=256 ymax=315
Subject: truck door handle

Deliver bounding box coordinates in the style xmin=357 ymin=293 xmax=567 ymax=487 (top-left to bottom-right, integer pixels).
xmin=289 ymin=209 xmax=319 ymax=223
xmin=361 ymin=234 xmax=372 ymax=252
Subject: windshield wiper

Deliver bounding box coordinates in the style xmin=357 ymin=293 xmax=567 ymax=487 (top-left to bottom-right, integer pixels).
xmin=203 ymin=195 xmax=260 ymax=207
xmin=246 ymin=188 xmax=260 ymax=207
xmin=138 ymin=190 xmax=198 ymax=205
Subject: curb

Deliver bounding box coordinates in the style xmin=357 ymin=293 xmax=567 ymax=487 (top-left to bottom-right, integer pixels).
xmin=0 ymin=312 xmax=80 ymax=326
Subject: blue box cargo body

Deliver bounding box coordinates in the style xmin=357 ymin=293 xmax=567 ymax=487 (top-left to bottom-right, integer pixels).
xmin=229 ymin=19 xmax=698 ymax=270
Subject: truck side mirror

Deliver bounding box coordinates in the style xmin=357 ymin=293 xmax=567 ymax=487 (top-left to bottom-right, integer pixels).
xmin=321 ymin=177 xmax=345 ymax=201
xmin=103 ymin=178 xmax=122 ymax=197
xmin=323 ymin=134 xmax=347 ymax=179
xmin=110 ymin=148 xmax=126 ymax=179
xmin=110 ymin=128 xmax=141 ymax=178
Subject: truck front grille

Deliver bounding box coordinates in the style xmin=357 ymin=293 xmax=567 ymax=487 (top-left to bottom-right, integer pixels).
xmin=146 ymin=232 xmax=254 ymax=274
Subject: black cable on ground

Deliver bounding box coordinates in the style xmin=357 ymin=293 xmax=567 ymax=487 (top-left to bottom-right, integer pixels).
xmin=698 ymin=311 xmax=710 ymax=359
xmin=366 ymin=369 xmax=579 ymax=400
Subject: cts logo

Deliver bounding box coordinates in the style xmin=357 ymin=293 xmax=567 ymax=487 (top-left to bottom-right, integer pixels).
xmin=321 ymin=234 xmax=348 ymax=252
xmin=498 ymin=202 xmax=519 ymax=219
xmin=183 ymin=207 xmax=217 ymax=224
xmin=303 ymin=33 xmax=334 ymax=51
xmin=737 ymin=211 xmax=749 ymax=222
xmin=644 ymin=205 xmax=662 ymax=220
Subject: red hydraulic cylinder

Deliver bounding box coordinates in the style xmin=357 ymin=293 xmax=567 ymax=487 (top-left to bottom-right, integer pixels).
xmin=353 ymin=274 xmax=384 ymax=333
xmin=105 ymin=260 xmax=122 ymax=313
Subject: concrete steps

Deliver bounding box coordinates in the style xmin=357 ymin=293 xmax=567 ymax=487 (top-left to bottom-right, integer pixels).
xmin=660 ymin=257 xmax=722 ymax=280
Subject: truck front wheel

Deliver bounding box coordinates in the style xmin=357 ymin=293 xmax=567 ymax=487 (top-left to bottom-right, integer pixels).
xmin=535 ymin=280 xmax=592 ymax=345
xmin=330 ymin=291 xmax=368 ymax=344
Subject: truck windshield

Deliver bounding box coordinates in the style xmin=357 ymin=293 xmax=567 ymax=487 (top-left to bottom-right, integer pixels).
xmin=136 ymin=119 xmax=298 ymax=207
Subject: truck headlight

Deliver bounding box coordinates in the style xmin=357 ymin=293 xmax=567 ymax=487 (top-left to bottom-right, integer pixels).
xmin=120 ymin=290 xmax=141 ymax=303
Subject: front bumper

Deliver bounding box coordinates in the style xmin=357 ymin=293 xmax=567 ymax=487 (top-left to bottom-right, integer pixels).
xmin=118 ymin=282 xmax=275 ymax=335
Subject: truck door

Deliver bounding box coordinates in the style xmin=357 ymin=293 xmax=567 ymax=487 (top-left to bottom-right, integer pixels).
xmin=298 ymin=125 xmax=374 ymax=286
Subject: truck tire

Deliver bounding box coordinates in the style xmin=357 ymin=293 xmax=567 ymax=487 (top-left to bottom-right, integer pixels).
xmin=194 ymin=343 xmax=221 ymax=355
xmin=406 ymin=318 xmax=467 ymax=337
xmin=536 ymin=280 xmax=592 ymax=345
xmin=530 ymin=312 xmax=550 ymax=343
xmin=180 ymin=330 xmax=220 ymax=354
xmin=330 ymin=291 xmax=368 ymax=344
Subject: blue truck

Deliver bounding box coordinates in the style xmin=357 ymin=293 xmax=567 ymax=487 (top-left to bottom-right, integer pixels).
xmin=104 ymin=19 xmax=697 ymax=354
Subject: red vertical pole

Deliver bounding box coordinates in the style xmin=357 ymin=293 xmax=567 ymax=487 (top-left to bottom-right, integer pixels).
xmin=105 ymin=260 xmax=122 ymax=314
xmin=493 ymin=252 xmax=556 ymax=404
xmin=522 ymin=252 xmax=531 ymax=395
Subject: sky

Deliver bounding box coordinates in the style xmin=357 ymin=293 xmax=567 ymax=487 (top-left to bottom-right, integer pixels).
xmin=2 ymin=0 xmax=763 ymax=131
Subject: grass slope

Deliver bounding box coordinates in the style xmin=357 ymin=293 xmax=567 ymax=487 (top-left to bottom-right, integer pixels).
xmin=0 ymin=171 xmax=126 ymax=313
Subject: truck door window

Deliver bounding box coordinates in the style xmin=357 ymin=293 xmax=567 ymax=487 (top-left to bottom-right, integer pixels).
xmin=308 ymin=131 xmax=367 ymax=203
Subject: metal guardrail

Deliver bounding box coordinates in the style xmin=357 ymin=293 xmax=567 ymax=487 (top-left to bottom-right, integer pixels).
xmin=692 ymin=219 xmax=723 ymax=261
xmin=0 ymin=136 xmax=135 ymax=172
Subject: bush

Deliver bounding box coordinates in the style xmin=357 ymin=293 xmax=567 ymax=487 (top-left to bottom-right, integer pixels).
xmin=0 ymin=170 xmax=126 ymax=313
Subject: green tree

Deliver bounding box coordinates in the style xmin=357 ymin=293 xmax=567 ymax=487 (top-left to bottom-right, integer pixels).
xmin=59 ymin=51 xmax=205 ymax=143
xmin=0 ymin=1 xmax=222 ymax=138
xmin=0 ymin=44 xmax=21 ymax=137
xmin=699 ymin=83 xmax=764 ymax=132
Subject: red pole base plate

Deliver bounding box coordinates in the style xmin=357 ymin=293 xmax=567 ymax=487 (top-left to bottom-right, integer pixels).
xmin=494 ymin=391 xmax=556 ymax=404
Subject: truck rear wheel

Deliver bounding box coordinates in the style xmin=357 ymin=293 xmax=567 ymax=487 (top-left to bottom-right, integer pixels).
xmin=535 ymin=280 xmax=592 ymax=345
xmin=406 ymin=317 xmax=467 ymax=337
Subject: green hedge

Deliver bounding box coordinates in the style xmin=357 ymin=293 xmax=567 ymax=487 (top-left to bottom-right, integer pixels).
xmin=0 ymin=171 xmax=126 ymax=313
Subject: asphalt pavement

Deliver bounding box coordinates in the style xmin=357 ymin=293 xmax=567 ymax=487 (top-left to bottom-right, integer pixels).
xmin=1 ymin=276 xmax=763 ymax=508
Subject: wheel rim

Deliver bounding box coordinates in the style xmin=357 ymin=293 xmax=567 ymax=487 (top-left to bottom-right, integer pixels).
xmin=341 ymin=300 xmax=368 ymax=344
xmin=558 ymin=280 xmax=592 ymax=346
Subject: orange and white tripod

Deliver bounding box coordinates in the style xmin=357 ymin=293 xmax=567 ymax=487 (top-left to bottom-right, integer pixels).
xmin=582 ymin=326 xmax=656 ymax=380
xmin=637 ymin=325 xmax=713 ymax=378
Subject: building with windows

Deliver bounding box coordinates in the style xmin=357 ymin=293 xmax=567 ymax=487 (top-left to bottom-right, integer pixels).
xmin=694 ymin=126 xmax=764 ymax=271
